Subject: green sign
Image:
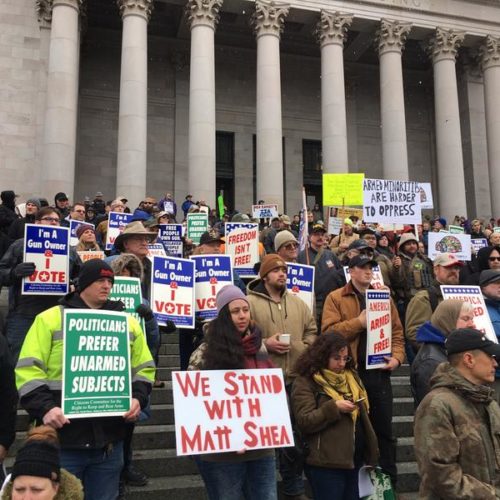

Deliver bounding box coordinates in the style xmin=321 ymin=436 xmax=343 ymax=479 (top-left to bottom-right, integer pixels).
xmin=187 ymin=213 xmax=208 ymax=245
xmin=448 ymin=225 xmax=464 ymax=234
xmin=109 ymin=277 xmax=145 ymax=333
xmin=62 ymin=309 xmax=131 ymax=418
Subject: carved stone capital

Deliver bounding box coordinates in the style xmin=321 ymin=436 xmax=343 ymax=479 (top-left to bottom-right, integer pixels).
xmin=376 ymin=19 xmax=411 ymax=56
xmin=36 ymin=0 xmax=53 ymax=27
xmin=480 ymin=35 xmax=500 ymax=71
xmin=315 ymin=11 xmax=353 ymax=48
xmin=251 ymin=0 xmax=290 ymax=39
xmin=53 ymin=0 xmax=84 ymax=11
xmin=185 ymin=0 xmax=223 ymax=30
xmin=117 ymin=0 xmax=153 ymax=22
xmin=427 ymin=27 xmax=465 ymax=63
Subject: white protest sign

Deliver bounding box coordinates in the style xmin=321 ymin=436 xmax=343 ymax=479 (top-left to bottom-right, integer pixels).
xmin=151 ymin=256 xmax=195 ymax=329
xmin=191 ymin=255 xmax=233 ymax=321
xmin=162 ymin=200 xmax=175 ymax=215
xmin=343 ymin=266 xmax=385 ymax=290
xmin=428 ymin=233 xmax=471 ymax=261
xmin=252 ymin=204 xmax=279 ymax=219
xmin=441 ymin=286 xmax=497 ymax=343
xmin=77 ymin=251 xmax=104 ymax=263
xmin=286 ymin=263 xmax=315 ymax=312
xmin=366 ymin=290 xmax=392 ymax=369
xmin=158 ymin=224 xmax=183 ymax=257
xmin=328 ymin=217 xmax=343 ymax=236
xmin=22 ymin=224 xmax=70 ymax=295
xmin=471 ymin=238 xmax=488 ymax=254
xmin=69 ymin=220 xmax=94 ymax=247
xmin=147 ymin=244 xmax=167 ymax=260
xmin=224 ymin=223 xmax=259 ymax=278
xmin=418 ymin=183 xmax=434 ymax=210
xmin=363 ymin=179 xmax=421 ymax=224
xmin=172 ymin=369 xmax=293 ymax=456
xmin=106 ymin=212 xmax=133 ymax=251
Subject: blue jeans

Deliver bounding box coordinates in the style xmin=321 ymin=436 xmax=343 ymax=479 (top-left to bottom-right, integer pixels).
xmin=305 ymin=464 xmax=359 ymax=500
xmin=60 ymin=441 xmax=124 ymax=500
xmin=5 ymin=312 xmax=35 ymax=363
xmin=196 ymin=455 xmax=278 ymax=500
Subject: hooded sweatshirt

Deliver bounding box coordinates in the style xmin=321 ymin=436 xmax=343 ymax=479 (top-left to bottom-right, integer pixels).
xmin=415 ymin=363 xmax=500 ymax=499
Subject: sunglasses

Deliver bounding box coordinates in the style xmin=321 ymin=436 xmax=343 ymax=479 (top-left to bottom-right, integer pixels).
xmin=489 ymin=257 xmax=500 ymax=262
xmin=284 ymin=243 xmax=298 ymax=250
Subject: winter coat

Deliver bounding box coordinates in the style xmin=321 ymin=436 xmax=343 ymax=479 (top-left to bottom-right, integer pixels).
xmin=0 ymin=335 xmax=17 ymax=450
xmin=16 ymin=292 xmax=155 ymax=450
xmin=292 ymin=375 xmax=378 ymax=469
xmin=485 ymin=297 xmax=500 ymax=378
xmin=410 ymin=322 xmax=447 ymax=406
xmin=246 ymin=279 xmax=317 ymax=381
xmin=321 ymin=281 xmax=405 ymax=369
xmin=414 ymin=363 xmax=500 ymax=499
xmin=1 ymin=469 xmax=83 ymax=500
xmin=463 ymin=246 xmax=500 ymax=286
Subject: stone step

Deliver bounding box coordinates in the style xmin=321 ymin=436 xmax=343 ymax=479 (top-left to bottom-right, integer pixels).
xmin=133 ymin=448 xmax=198 ymax=478
xmin=393 ymin=397 xmax=415 ymax=416
xmin=134 ymin=425 xmax=175 ymax=450
xmin=127 ymin=475 xmax=207 ymax=500
xmin=393 ymin=416 xmax=414 ymax=438
xmin=161 ymin=333 xmax=181 ymax=344
xmin=159 ymin=343 xmax=179 ymax=355
xmin=396 ymin=436 xmax=415 ymax=462
xmin=157 ymin=354 xmax=180 ymax=368
xmin=396 ymin=461 xmax=420 ymax=493
xmin=391 ymin=376 xmax=412 ymax=398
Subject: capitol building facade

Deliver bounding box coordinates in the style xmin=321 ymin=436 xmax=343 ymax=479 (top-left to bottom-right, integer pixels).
xmin=1 ymin=0 xmax=500 ymax=219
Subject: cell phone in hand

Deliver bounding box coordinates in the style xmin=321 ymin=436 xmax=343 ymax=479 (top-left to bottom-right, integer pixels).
xmin=355 ymin=397 xmax=366 ymax=404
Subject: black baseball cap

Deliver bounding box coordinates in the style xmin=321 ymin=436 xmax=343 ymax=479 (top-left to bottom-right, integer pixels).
xmin=445 ymin=328 xmax=500 ymax=357
xmin=199 ymin=231 xmax=223 ymax=246
xmin=479 ymin=270 xmax=500 ymax=287
xmin=347 ymin=239 xmax=371 ymax=251
xmin=348 ymin=255 xmax=378 ymax=269
xmin=311 ymin=223 xmax=327 ymax=234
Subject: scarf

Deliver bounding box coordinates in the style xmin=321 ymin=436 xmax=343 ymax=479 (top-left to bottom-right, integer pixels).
xmin=313 ymin=368 xmax=369 ymax=423
xmin=241 ymin=325 xmax=275 ymax=370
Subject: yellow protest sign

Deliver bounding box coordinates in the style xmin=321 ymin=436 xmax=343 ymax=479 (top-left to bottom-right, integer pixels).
xmin=323 ymin=173 xmax=364 ymax=206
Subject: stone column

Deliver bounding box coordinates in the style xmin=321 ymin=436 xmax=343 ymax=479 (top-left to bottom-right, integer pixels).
xmin=480 ymin=35 xmax=500 ymax=217
xmin=116 ymin=0 xmax=153 ymax=209
xmin=252 ymin=0 xmax=289 ymax=208
xmin=41 ymin=0 xmax=83 ymax=200
xmin=376 ymin=19 xmax=411 ymax=180
xmin=186 ymin=0 xmax=223 ymax=209
xmin=316 ymin=11 xmax=352 ymax=173
xmin=428 ymin=27 xmax=467 ymax=218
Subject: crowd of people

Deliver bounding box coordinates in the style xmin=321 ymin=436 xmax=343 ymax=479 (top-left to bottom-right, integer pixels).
xmin=0 ymin=187 xmax=500 ymax=499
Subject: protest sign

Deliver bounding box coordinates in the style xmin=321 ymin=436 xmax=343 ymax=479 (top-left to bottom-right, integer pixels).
xmin=109 ymin=277 xmax=145 ymax=332
xmin=62 ymin=309 xmax=131 ymax=418
xmin=495 ymin=227 xmax=500 ymax=234
xmin=151 ymin=256 xmax=195 ymax=328
xmin=428 ymin=233 xmax=471 ymax=261
xmin=441 ymin=286 xmax=497 ymax=342
xmin=252 ymin=204 xmax=279 ymax=219
xmin=77 ymin=251 xmax=104 ymax=263
xmin=106 ymin=212 xmax=133 ymax=251
xmin=69 ymin=220 xmax=94 ymax=247
xmin=328 ymin=217 xmax=343 ymax=236
xmin=147 ymin=244 xmax=167 ymax=260
xmin=418 ymin=182 xmax=434 ymax=209
xmin=366 ymin=290 xmax=392 ymax=369
xmin=22 ymin=224 xmax=69 ymax=295
xmin=158 ymin=224 xmax=183 ymax=257
xmin=192 ymin=254 xmax=233 ymax=321
xmin=328 ymin=206 xmax=364 ymax=222
xmin=286 ymin=263 xmax=315 ymax=312
xmin=162 ymin=199 xmax=175 ymax=215
xmin=363 ymin=179 xmax=421 ymax=224
xmin=323 ymin=173 xmax=364 ymax=206
xmin=224 ymin=223 xmax=259 ymax=278
xmin=471 ymin=238 xmax=488 ymax=254
xmin=448 ymin=225 xmax=465 ymax=234
xmin=344 ymin=265 xmax=385 ymax=289
xmin=172 ymin=368 xmax=293 ymax=456
xmin=187 ymin=213 xmax=208 ymax=245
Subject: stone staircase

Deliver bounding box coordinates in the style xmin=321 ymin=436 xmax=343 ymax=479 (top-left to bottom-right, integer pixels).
xmin=9 ymin=331 xmax=420 ymax=499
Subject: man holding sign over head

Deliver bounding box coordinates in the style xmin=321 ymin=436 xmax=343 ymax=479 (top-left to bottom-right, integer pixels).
xmin=15 ymin=260 xmax=155 ymax=500
xmin=321 ymin=255 xmax=405 ymax=487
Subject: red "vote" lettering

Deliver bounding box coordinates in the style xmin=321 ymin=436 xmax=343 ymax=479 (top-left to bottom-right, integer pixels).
xmin=154 ymin=300 xmax=191 ymax=315
xmin=196 ymin=297 xmax=216 ymax=309
xmin=28 ymin=271 xmax=66 ymax=283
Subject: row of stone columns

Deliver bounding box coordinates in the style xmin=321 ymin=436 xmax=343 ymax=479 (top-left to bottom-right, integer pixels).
xmin=38 ymin=0 xmax=500 ymax=216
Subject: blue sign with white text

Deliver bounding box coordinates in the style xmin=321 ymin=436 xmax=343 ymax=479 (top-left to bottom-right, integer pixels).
xmin=158 ymin=224 xmax=183 ymax=257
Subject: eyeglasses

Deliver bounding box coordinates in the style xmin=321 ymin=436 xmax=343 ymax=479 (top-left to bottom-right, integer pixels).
xmin=284 ymin=243 xmax=298 ymax=250
xmin=489 ymin=257 xmax=500 ymax=262
xmin=330 ymin=355 xmax=352 ymax=363
xmin=40 ymin=217 xmax=60 ymax=223
xmin=360 ymin=250 xmax=374 ymax=256
xmin=73 ymin=209 xmax=85 ymax=213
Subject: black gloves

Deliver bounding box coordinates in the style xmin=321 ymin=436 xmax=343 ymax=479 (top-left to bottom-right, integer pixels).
xmin=13 ymin=262 xmax=36 ymax=278
xmin=164 ymin=320 xmax=177 ymax=333
xmin=135 ymin=304 xmax=154 ymax=321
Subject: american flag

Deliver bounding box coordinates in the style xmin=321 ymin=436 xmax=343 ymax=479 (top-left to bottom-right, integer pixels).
xmin=298 ymin=187 xmax=308 ymax=252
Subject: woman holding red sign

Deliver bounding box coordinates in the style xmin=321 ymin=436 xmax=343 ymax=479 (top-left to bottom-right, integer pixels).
xmin=291 ymin=334 xmax=378 ymax=500
xmin=188 ymin=285 xmax=277 ymax=500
